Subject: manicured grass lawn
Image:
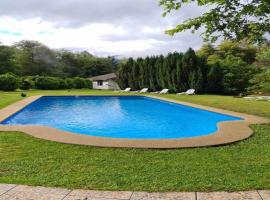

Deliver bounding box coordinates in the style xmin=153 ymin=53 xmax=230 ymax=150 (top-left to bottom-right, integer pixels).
xmin=0 ymin=89 xmax=270 ymax=192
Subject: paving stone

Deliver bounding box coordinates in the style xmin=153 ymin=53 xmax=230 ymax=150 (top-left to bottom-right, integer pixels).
xmin=0 ymin=185 xmax=71 ymax=200
xmin=130 ymin=192 xmax=195 ymax=200
xmin=0 ymin=191 xmax=8 ymax=196
xmin=69 ymin=190 xmax=132 ymax=200
xmin=0 ymin=193 xmax=11 ymax=200
xmin=0 ymin=184 xmax=16 ymax=192
xmin=1 ymin=190 xmax=66 ymax=200
xmin=258 ymin=190 xmax=270 ymax=200
xmin=197 ymin=191 xmax=262 ymax=200
xmin=64 ymin=195 xmax=126 ymax=200
xmin=12 ymin=185 xmax=70 ymax=196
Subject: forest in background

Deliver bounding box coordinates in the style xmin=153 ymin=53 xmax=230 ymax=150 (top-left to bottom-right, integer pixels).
xmin=0 ymin=40 xmax=117 ymax=78
xmin=0 ymin=40 xmax=269 ymax=94
xmin=118 ymin=41 xmax=270 ymax=94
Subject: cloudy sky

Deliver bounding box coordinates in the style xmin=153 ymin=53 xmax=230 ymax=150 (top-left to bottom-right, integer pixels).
xmin=0 ymin=0 xmax=207 ymax=57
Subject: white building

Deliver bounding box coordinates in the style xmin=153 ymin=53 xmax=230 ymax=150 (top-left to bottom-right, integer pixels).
xmin=89 ymin=73 xmax=120 ymax=90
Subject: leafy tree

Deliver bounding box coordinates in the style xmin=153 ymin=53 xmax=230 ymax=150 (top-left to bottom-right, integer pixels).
xmin=0 ymin=45 xmax=17 ymax=74
xmin=221 ymin=55 xmax=255 ymax=94
xmin=249 ymin=68 xmax=270 ymax=93
xmin=254 ymin=45 xmax=270 ymax=68
xmin=160 ymin=0 xmax=270 ymax=44
xmin=13 ymin=40 xmax=57 ymax=76
xmin=197 ymin=43 xmax=215 ymax=58
xmin=217 ymin=41 xmax=257 ymax=64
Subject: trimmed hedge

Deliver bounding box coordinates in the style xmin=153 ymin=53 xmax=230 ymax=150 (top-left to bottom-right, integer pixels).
xmin=34 ymin=76 xmax=92 ymax=90
xmin=0 ymin=73 xmax=19 ymax=91
xmin=35 ymin=77 xmax=61 ymax=90
xmin=0 ymin=75 xmax=93 ymax=91
xmin=73 ymin=77 xmax=93 ymax=89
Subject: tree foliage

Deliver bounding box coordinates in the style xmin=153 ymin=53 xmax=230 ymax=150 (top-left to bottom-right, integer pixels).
xmin=160 ymin=0 xmax=270 ymax=44
xmin=0 ymin=40 xmax=117 ymax=78
xmin=118 ymin=41 xmax=260 ymax=94
xmin=118 ymin=49 xmax=211 ymax=93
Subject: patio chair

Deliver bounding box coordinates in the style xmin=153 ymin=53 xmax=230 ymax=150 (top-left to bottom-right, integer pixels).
xmin=159 ymin=89 xmax=169 ymax=94
xmin=177 ymin=89 xmax=195 ymax=95
xmin=119 ymin=88 xmax=131 ymax=92
xmin=139 ymin=88 xmax=148 ymax=93
xmin=152 ymin=89 xmax=169 ymax=94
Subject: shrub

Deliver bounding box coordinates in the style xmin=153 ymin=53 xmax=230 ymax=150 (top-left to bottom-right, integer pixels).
xmin=65 ymin=78 xmax=75 ymax=89
xmin=21 ymin=92 xmax=27 ymax=97
xmin=0 ymin=73 xmax=19 ymax=91
xmin=20 ymin=78 xmax=33 ymax=90
xmin=248 ymin=68 xmax=270 ymax=94
xmin=35 ymin=76 xmax=60 ymax=90
xmin=73 ymin=77 xmax=92 ymax=89
xmin=58 ymin=78 xmax=68 ymax=89
xmin=84 ymin=79 xmax=93 ymax=89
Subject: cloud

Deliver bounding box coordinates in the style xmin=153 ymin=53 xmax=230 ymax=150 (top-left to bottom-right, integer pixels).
xmin=0 ymin=0 xmax=207 ymax=57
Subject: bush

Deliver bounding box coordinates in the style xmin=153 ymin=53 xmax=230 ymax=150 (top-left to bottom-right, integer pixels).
xmin=0 ymin=73 xmax=19 ymax=91
xmin=65 ymin=78 xmax=75 ymax=89
xmin=58 ymin=78 xmax=68 ymax=89
xmin=84 ymin=79 xmax=93 ymax=89
xmin=35 ymin=76 xmax=60 ymax=90
xmin=73 ymin=77 xmax=92 ymax=89
xmin=20 ymin=78 xmax=33 ymax=90
xmin=248 ymin=68 xmax=270 ymax=94
xmin=21 ymin=92 xmax=27 ymax=97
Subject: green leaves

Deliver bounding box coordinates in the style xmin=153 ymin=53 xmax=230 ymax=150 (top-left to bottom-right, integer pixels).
xmin=160 ymin=0 xmax=270 ymax=44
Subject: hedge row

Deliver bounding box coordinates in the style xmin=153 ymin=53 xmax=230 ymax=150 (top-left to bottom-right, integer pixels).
xmin=0 ymin=73 xmax=93 ymax=91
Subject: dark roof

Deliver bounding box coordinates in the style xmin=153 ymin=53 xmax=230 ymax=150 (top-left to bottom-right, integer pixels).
xmin=89 ymin=73 xmax=117 ymax=81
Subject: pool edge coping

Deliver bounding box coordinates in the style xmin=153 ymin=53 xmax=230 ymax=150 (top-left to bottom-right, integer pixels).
xmin=0 ymin=95 xmax=269 ymax=149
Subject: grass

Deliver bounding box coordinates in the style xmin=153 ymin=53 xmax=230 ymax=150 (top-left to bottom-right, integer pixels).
xmin=0 ymin=89 xmax=270 ymax=192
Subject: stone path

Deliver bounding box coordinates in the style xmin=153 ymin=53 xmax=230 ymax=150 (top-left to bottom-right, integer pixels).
xmin=0 ymin=184 xmax=270 ymax=200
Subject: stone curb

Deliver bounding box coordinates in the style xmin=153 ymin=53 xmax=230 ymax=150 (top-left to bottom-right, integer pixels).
xmin=0 ymin=184 xmax=270 ymax=200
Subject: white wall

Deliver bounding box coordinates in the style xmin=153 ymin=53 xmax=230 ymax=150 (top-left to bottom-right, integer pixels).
xmin=92 ymin=80 xmax=120 ymax=90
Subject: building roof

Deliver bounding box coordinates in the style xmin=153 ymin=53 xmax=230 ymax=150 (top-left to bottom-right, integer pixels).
xmin=89 ymin=73 xmax=117 ymax=81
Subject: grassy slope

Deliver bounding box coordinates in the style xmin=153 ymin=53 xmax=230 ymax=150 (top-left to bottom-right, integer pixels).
xmin=0 ymin=90 xmax=270 ymax=192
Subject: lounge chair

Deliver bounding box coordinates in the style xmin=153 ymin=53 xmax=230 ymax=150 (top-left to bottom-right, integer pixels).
xmin=152 ymin=89 xmax=169 ymax=94
xmin=243 ymin=96 xmax=257 ymax=100
xmin=159 ymin=89 xmax=169 ymax=94
xmin=119 ymin=88 xmax=131 ymax=92
xmin=177 ymin=89 xmax=195 ymax=95
xmin=139 ymin=88 xmax=148 ymax=93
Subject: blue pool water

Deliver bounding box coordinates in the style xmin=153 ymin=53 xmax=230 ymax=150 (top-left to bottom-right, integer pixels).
xmin=1 ymin=96 xmax=242 ymax=139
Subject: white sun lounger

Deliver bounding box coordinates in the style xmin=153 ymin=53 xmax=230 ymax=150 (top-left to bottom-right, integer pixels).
xmin=159 ymin=89 xmax=169 ymax=94
xmin=151 ymin=89 xmax=169 ymax=94
xmin=139 ymin=88 xmax=148 ymax=93
xmin=177 ymin=89 xmax=195 ymax=95
xmin=131 ymin=88 xmax=148 ymax=93
xmin=119 ymin=88 xmax=131 ymax=92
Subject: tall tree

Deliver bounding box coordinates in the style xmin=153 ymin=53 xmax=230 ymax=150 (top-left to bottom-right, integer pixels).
xmin=14 ymin=40 xmax=57 ymax=76
xmin=160 ymin=0 xmax=270 ymax=44
xmin=0 ymin=45 xmax=17 ymax=74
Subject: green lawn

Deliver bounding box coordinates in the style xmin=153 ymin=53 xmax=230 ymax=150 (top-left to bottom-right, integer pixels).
xmin=0 ymin=89 xmax=270 ymax=192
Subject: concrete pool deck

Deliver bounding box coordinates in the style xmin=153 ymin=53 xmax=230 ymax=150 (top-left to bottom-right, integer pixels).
xmin=0 ymin=95 xmax=269 ymax=149
xmin=0 ymin=183 xmax=270 ymax=200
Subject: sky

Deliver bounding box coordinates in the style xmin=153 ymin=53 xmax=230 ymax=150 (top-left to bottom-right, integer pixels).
xmin=0 ymin=0 xmax=207 ymax=57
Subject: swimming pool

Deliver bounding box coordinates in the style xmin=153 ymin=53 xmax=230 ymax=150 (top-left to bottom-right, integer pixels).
xmin=1 ymin=96 xmax=242 ymax=139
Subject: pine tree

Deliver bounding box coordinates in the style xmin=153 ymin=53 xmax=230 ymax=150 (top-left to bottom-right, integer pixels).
xmin=207 ymin=65 xmax=224 ymax=93
xmin=182 ymin=48 xmax=198 ymax=90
